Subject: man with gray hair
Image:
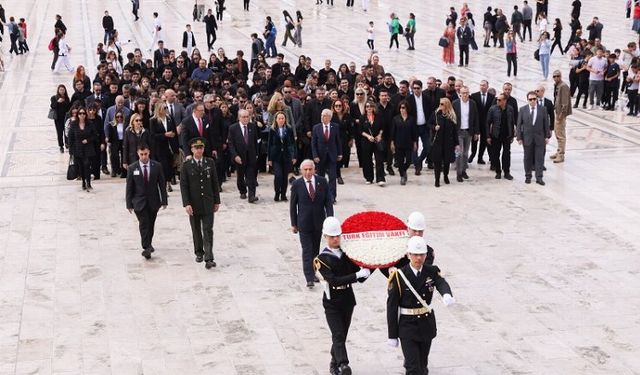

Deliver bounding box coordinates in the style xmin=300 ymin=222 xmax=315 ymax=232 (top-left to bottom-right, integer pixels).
xmin=452 ymin=86 xmax=479 ymax=182
xmin=228 ymin=109 xmax=259 ymax=202
xmin=311 ymin=109 xmax=342 ymax=202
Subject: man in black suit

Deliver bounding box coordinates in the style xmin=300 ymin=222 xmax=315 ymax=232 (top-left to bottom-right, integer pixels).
xmin=153 ymin=40 xmax=170 ymax=69
xmin=125 ymin=144 xmax=168 ymax=259
xmin=517 ymin=91 xmax=551 ymax=185
xmin=290 ymin=160 xmax=334 ymax=288
xmin=180 ymin=103 xmax=209 ymax=157
xmin=203 ymin=94 xmax=227 ymax=187
xmin=469 ymin=80 xmax=494 ymax=164
xmin=203 ymin=9 xmax=218 ymax=51
xmin=452 ymin=87 xmax=479 ymax=182
xmin=312 ymin=109 xmax=342 ymax=202
xmin=535 ymin=85 xmax=555 ymax=131
xmin=303 ymin=87 xmax=331 ymax=158
xmin=228 ymin=109 xmax=259 ymax=202
xmin=406 ymin=80 xmax=432 ymax=175
xmin=180 ymin=138 xmax=221 ymax=269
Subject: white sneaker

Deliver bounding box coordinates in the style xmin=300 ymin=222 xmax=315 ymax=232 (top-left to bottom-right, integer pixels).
xmin=589 ymin=104 xmax=594 ymax=110
xmin=365 ymin=181 xmax=372 ymax=185
xmin=378 ymin=181 xmax=386 ymax=187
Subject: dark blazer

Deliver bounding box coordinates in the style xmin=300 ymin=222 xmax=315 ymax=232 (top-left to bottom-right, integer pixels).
xmin=182 ymin=31 xmax=196 ymax=48
xmin=289 ymin=175 xmax=334 ymax=232
xmin=541 ymin=98 xmax=555 ymax=131
xmin=311 ymin=122 xmax=342 ymax=163
xmin=406 ymin=94 xmax=432 ymax=125
xmin=304 ymin=98 xmax=331 ymax=132
xmin=203 ymin=14 xmax=218 ymax=32
xmin=470 ymin=91 xmax=495 ymax=135
xmin=486 ymin=105 xmax=516 ymax=139
xmin=429 ymin=112 xmax=459 ymax=164
xmin=423 ymin=87 xmax=446 ymax=113
xmin=122 ymin=128 xmax=150 ymax=165
xmin=391 ymin=115 xmax=417 ymax=149
xmin=149 ymin=117 xmax=178 ymax=160
xmin=68 ymin=122 xmax=98 ymax=158
xmin=516 ymin=104 xmax=551 ymax=146
xmin=203 ymin=108 xmax=227 ymax=157
xmin=387 ymin=264 xmax=452 ymax=341
xmin=180 ymin=115 xmax=209 ymax=156
xmin=153 ymin=48 xmax=170 ymax=69
xmin=315 ymin=248 xmax=361 ymax=306
xmin=125 ymin=159 xmax=168 ymax=212
xmin=227 ymin=122 xmax=259 ymax=164
xmin=180 ymin=157 xmax=221 ymax=215
xmin=452 ymin=99 xmax=480 ymax=136
xmin=267 ymin=126 xmax=296 ymax=163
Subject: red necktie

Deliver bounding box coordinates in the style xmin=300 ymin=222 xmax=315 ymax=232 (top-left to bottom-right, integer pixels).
xmin=198 ymin=118 xmax=203 ymax=136
xmin=323 ymin=125 xmax=329 ymax=141
xmin=307 ymin=180 xmax=316 ymax=201
xmin=143 ymin=164 xmax=149 ymax=184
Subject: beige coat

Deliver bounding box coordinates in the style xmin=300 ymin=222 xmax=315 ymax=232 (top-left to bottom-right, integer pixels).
xmin=554 ymin=81 xmax=572 ymax=118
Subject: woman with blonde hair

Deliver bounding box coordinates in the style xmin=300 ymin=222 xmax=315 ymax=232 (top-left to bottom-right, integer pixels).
xmin=122 ymin=113 xmax=150 ymax=172
xmin=266 ymin=92 xmax=294 ymax=131
xmin=149 ymin=101 xmax=178 ymax=192
xmin=267 ymin=111 xmax=296 ymax=201
xmin=428 ymin=98 xmax=459 ymax=187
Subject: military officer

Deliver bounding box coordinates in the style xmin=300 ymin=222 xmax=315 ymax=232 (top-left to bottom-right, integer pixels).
xmin=314 ymin=217 xmax=371 ymax=375
xmin=387 ymin=236 xmax=455 ymax=375
xmin=180 ymin=137 xmax=221 ymax=269
xmin=380 ymin=212 xmax=435 ymax=278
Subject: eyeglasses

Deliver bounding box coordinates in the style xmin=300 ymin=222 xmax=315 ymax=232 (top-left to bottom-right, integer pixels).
xmin=365 ymin=104 xmax=373 ymax=107
xmin=356 ymin=93 xmax=364 ymax=96
xmin=334 ymin=104 xmax=342 ymax=108
xmin=283 ymin=90 xmax=291 ymax=94
xmin=115 ymin=115 xmax=123 ymax=118
xmin=552 ymin=75 xmax=560 ymax=78
xmin=527 ymin=98 xmax=537 ymax=101
xmin=78 ymin=112 xmax=87 ymax=115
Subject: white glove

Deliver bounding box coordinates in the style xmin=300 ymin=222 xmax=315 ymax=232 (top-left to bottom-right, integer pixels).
xmin=442 ymin=293 xmax=456 ymax=306
xmin=355 ymin=268 xmax=371 ymax=279
xmin=387 ymin=338 xmax=399 ymax=348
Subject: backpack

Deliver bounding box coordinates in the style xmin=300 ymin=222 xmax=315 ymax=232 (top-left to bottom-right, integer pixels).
xmin=11 ymin=24 xmax=20 ymax=38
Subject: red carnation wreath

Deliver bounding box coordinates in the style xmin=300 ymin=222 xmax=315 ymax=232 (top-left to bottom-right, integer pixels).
xmin=341 ymin=211 xmax=409 ymax=268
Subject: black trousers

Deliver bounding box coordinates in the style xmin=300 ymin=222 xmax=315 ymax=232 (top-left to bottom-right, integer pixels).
xmin=522 ymin=20 xmax=532 ymax=41
xmin=459 ymin=45 xmax=469 ymax=66
xmin=235 ymin=161 xmax=257 ymax=197
xmin=395 ymin=148 xmax=412 ymax=177
xmin=272 ymin=160 xmax=291 ymax=197
xmin=469 ymin=135 xmax=488 ymax=162
xmin=135 ymin=206 xmax=159 ymax=250
xmin=9 ymin=35 xmax=19 ymax=55
xmin=389 ymin=33 xmax=399 ymax=49
xmin=189 ymin=213 xmax=214 ymax=261
xmin=574 ymin=85 xmax=589 ymax=107
xmin=324 ymin=302 xmax=354 ymax=367
xmin=627 ymin=89 xmax=638 ymax=115
xmin=54 ymin=119 xmax=65 ymax=148
xmin=206 ymin=31 xmax=217 ymax=49
xmin=400 ymin=338 xmax=433 ymax=375
xmin=490 ymin=137 xmax=511 ymax=174
xmin=550 ymin=38 xmax=563 ymax=55
xmin=243 ymin=0 xmax=250 ymax=11
xmin=337 ymin=140 xmax=351 ymax=177
xmin=109 ymin=140 xmax=125 ymax=177
xmin=316 ymin=158 xmax=337 ymax=199
xmin=91 ymin=147 xmax=101 ymax=178
xmin=75 ymin=156 xmax=91 ymax=187
xmin=346 ymin=0 xmax=354 ymax=6
xmin=433 ymin=159 xmax=450 ymax=183
xmin=507 ymin=53 xmax=517 ymax=76
xmin=603 ymin=79 xmax=619 ymax=107
xmin=51 ymin=50 xmax=59 ymax=70
xmin=299 ymin=229 xmax=321 ymax=282
xmin=361 ymin=140 xmax=385 ymax=182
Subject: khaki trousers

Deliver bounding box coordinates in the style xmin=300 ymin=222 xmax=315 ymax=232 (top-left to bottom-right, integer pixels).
xmin=555 ymin=116 xmax=567 ymax=156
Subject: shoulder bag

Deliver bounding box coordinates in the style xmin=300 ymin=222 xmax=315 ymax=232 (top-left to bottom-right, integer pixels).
xmin=438 ymin=37 xmax=449 ymax=48
xmin=48 ymin=108 xmax=57 ymax=120
xmin=66 ymin=156 xmax=78 ymax=180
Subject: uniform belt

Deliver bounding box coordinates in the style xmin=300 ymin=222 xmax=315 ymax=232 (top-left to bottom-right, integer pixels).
xmin=59 ymin=54 xmax=66 ymax=56
xmin=399 ymin=307 xmax=430 ymax=315
xmin=331 ymin=284 xmax=351 ymax=290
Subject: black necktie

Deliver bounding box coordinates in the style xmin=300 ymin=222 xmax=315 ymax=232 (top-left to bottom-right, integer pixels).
xmin=482 ymin=94 xmax=486 ymax=106
xmin=416 ymin=270 xmax=421 ymax=279
xmin=198 ymin=160 xmax=202 ymax=168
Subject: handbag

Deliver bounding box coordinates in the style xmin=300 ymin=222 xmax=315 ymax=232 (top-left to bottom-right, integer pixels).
xmin=438 ymin=37 xmax=449 ymax=48
xmin=534 ymin=48 xmax=540 ymax=61
xmin=48 ymin=108 xmax=57 ymax=120
xmin=369 ymin=128 xmax=385 ymax=152
xmin=66 ymin=156 xmax=78 ymax=180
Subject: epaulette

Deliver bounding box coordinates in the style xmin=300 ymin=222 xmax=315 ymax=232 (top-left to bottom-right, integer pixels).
xmin=387 ymin=270 xmax=402 ymax=296
xmin=313 ymin=257 xmax=330 ymax=271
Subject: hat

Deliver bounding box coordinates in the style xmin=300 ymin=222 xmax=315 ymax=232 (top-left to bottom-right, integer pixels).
xmin=190 ymin=137 xmax=206 ymax=147
xmin=407 ymin=236 xmax=428 ymax=254
xmin=407 ymin=212 xmax=426 ymax=231
xmin=322 ymin=217 xmax=342 ymax=236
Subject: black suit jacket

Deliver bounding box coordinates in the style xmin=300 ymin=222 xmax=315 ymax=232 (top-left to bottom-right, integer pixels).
xmin=227 ymin=122 xmax=258 ymax=164
xmin=406 ymin=94 xmax=432 ymax=125
xmin=203 ymin=108 xmax=227 ymax=156
xmin=180 ymin=115 xmax=209 ymax=156
xmin=387 ymin=264 xmax=452 ymax=341
xmin=541 ymin=98 xmax=555 ymax=131
xmin=311 ymin=122 xmax=342 ymax=162
xmin=289 ymin=175 xmax=333 ymax=232
xmin=125 ymin=160 xmax=168 ymax=212
xmin=203 ymin=14 xmax=218 ymax=32
xmin=470 ymin=91 xmax=495 ymax=134
xmin=182 ymin=31 xmax=196 ymax=48
xmin=153 ymin=48 xmax=170 ymax=69
xmin=452 ymin=99 xmax=480 ymax=136
xmin=150 ymin=117 xmax=178 ymax=160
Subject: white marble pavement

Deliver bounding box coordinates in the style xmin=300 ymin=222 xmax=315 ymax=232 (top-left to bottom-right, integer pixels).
xmin=1 ymin=0 xmax=640 ymax=374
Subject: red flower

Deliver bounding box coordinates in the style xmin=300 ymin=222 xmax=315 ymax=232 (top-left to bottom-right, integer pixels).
xmin=342 ymin=211 xmax=407 ymax=233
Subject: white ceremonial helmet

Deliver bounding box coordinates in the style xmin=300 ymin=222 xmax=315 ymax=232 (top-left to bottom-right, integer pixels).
xmin=322 ymin=217 xmax=342 ymax=236
xmin=407 ymin=236 xmax=428 ymax=254
xmin=407 ymin=211 xmax=426 ymax=231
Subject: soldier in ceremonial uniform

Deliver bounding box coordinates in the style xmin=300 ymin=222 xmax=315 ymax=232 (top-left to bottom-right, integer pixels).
xmin=380 ymin=212 xmax=435 ymax=278
xmin=180 ymin=137 xmax=221 ymax=269
xmin=387 ymin=236 xmax=455 ymax=375
xmin=314 ymin=217 xmax=371 ymax=375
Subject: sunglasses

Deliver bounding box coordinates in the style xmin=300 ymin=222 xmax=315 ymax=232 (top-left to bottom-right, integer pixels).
xmin=115 ymin=115 xmax=123 ymax=118
xmin=283 ymin=90 xmax=291 ymax=94
xmin=553 ymin=75 xmax=560 ymax=78
xmin=78 ymin=112 xmax=87 ymax=115
xmin=134 ymin=119 xmax=142 ymax=122
xmin=356 ymin=93 xmax=364 ymax=96
xmin=412 ymin=87 xmax=421 ymax=90
xmin=334 ymin=104 xmax=343 ymax=107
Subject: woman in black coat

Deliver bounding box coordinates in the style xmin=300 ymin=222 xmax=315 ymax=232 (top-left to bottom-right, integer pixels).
xmin=85 ymin=103 xmax=105 ymax=180
xmin=106 ymin=110 xmax=127 ymax=178
xmin=331 ymin=99 xmax=353 ymax=184
xmin=428 ymin=98 xmax=459 ymax=187
xmin=149 ymin=102 xmax=178 ymax=192
xmin=68 ymin=107 xmax=98 ymax=191
xmin=267 ymin=111 xmax=296 ymax=201
xmin=390 ymin=101 xmax=417 ymax=185
xmin=359 ymin=101 xmax=386 ymax=185
xmin=122 ymin=113 xmax=150 ymax=172
xmin=50 ymin=84 xmax=71 ymax=153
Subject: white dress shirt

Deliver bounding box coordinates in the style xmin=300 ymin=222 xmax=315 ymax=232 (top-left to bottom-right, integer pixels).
xmin=304 ymin=175 xmax=316 ymax=195
xmin=460 ymin=100 xmax=470 ymax=130
xmin=410 ymin=264 xmax=423 ymax=277
xmin=414 ymin=95 xmax=426 ymax=125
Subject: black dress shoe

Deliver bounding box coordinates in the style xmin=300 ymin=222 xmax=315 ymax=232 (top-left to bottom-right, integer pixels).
xmin=141 ymin=249 xmax=151 ymax=259
xmin=248 ymin=196 xmax=259 ymax=203
xmin=468 ymin=155 xmax=475 ymax=163
xmin=306 ymin=281 xmax=314 ymax=289
xmin=195 ymin=255 xmax=204 ymax=263
xmin=149 ymin=246 xmax=155 ymax=253
xmin=478 ymin=159 xmax=486 ymax=165
xmin=339 ymin=363 xmax=352 ymax=375
xmin=504 ymin=173 xmax=514 ymax=180
xmin=525 ymin=177 xmax=531 ymax=184
xmin=274 ymin=194 xmax=280 ymax=202
xmin=337 ymin=177 xmax=344 ymax=185
xmin=536 ymin=179 xmax=545 ymax=186
xmin=167 ymin=184 xmax=173 ymax=192
xmin=462 ymin=171 xmax=469 ymax=179
xmin=543 ymin=166 xmax=547 ymax=171
xmin=495 ymin=173 xmax=502 ymax=179
xmin=443 ymin=175 xmax=450 ymax=184
xmin=456 ymin=175 xmax=464 ymax=182
xmin=240 ymin=193 xmax=247 ymax=199
xmin=435 ymin=180 xmax=440 ymax=187
xmin=386 ymin=167 xmax=395 ymax=176
xmin=490 ymin=165 xmax=496 ymax=171
xmin=400 ymin=176 xmax=407 ymax=185
xmin=281 ymin=195 xmax=288 ymax=201
xmin=329 ymin=363 xmax=339 ymax=375
xmin=205 ymin=260 xmax=216 ymax=269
